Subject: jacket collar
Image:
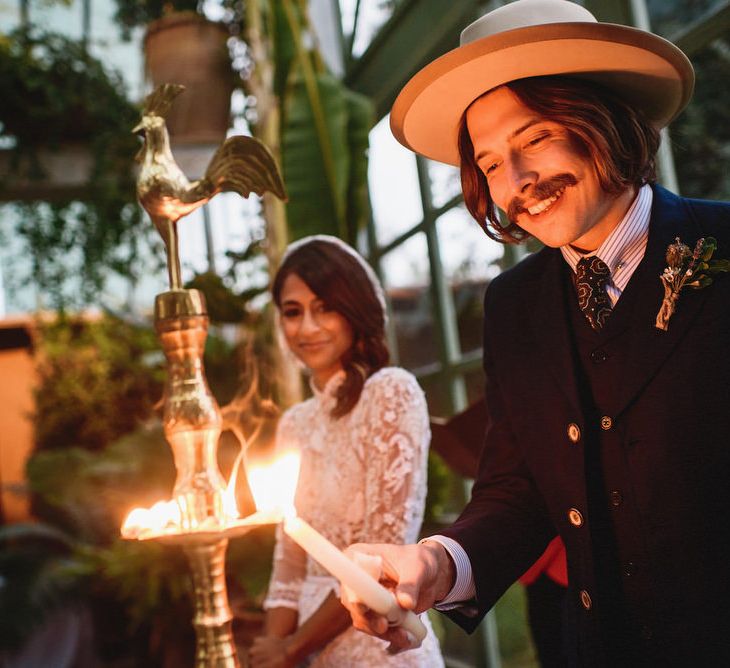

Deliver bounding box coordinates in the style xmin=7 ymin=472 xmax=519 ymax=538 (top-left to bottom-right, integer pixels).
xmin=613 ymin=184 xmax=707 ymax=417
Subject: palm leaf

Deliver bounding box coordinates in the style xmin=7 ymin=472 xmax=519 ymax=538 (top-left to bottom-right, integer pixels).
xmin=281 ymin=71 xmax=349 ymax=240
xmin=343 ymin=88 xmax=375 ymax=243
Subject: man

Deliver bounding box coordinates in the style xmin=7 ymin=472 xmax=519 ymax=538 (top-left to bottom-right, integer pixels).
xmin=342 ymin=1 xmax=730 ymax=665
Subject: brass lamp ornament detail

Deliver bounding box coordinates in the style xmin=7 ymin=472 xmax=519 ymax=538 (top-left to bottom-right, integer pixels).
xmin=124 ymin=84 xmax=287 ymax=667
xmin=134 ymin=83 xmax=287 ymax=290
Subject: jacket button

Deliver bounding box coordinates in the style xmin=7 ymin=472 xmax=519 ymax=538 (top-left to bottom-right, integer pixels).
xmin=600 ymin=416 xmax=613 ymax=430
xmin=610 ymin=490 xmax=623 ymax=507
xmin=590 ymin=349 xmax=608 ymax=363
xmin=568 ymin=508 xmax=584 ymax=527
xmin=567 ymin=423 xmax=581 ymax=443
xmin=580 ymin=590 xmax=592 ymax=610
xmin=623 ymin=561 xmax=637 ymax=577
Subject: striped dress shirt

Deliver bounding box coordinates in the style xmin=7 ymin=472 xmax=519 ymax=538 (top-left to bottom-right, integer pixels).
xmin=560 ymin=184 xmax=653 ymax=305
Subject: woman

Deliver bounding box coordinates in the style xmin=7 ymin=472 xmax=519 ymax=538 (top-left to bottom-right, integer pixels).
xmin=249 ymin=236 xmax=444 ymax=667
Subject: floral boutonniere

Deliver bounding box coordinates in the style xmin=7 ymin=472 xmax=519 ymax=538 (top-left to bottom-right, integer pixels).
xmin=655 ymin=236 xmax=730 ymax=331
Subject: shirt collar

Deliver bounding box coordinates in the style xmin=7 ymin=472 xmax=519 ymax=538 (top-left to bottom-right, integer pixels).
xmin=560 ymin=184 xmax=652 ymax=291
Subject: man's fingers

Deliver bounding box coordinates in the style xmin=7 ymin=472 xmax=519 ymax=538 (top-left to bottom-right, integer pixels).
xmin=385 ymin=627 xmax=416 ymax=655
xmin=394 ymin=584 xmax=418 ymax=611
xmin=349 ymin=602 xmax=389 ymax=636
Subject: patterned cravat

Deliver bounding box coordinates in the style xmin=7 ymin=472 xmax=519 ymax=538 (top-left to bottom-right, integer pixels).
xmin=575 ymin=256 xmax=613 ymax=330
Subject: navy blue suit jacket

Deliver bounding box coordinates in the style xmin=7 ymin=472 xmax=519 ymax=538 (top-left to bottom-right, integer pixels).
xmin=440 ymin=185 xmax=730 ymax=665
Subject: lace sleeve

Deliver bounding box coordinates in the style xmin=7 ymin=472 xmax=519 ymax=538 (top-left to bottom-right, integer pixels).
xmin=359 ymin=369 xmax=430 ymax=545
xmin=262 ymin=412 xmax=307 ymax=611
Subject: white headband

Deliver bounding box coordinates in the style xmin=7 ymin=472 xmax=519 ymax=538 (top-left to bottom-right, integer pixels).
xmin=280 ymin=235 xmax=388 ymax=321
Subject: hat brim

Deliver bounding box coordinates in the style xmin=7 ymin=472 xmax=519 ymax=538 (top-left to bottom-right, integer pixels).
xmin=391 ymin=22 xmax=694 ymax=166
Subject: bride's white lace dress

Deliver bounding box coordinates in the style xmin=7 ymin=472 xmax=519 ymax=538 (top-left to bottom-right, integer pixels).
xmin=263 ymin=367 xmax=445 ymax=667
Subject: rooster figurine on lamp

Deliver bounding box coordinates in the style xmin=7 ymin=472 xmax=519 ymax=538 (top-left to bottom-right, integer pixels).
xmin=134 ymin=83 xmax=287 ymax=289
xmin=126 ymin=84 xmax=287 ymax=667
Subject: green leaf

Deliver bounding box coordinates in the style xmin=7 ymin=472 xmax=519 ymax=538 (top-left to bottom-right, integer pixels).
xmin=343 ymin=88 xmax=376 ymax=244
xmin=269 ymin=0 xmax=298 ymax=101
xmin=688 ymin=276 xmax=713 ymax=289
xmin=709 ymin=258 xmax=730 ymax=273
xmin=281 ymin=71 xmax=348 ymax=240
xmin=701 ymin=236 xmax=718 ymax=262
xmin=280 ymin=71 xmax=375 ymax=245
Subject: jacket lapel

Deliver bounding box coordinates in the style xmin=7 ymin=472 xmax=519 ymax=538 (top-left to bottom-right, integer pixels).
xmin=613 ymin=185 xmax=709 ymax=417
xmin=529 ymin=249 xmax=583 ymax=417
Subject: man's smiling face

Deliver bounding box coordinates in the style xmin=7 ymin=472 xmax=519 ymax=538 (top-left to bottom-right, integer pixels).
xmin=466 ymin=86 xmax=634 ymax=251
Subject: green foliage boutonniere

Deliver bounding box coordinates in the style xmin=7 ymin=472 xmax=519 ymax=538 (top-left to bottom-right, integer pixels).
xmin=655 ymin=236 xmax=730 ymax=331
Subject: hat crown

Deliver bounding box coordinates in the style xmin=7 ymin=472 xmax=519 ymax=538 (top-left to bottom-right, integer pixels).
xmin=460 ymin=0 xmax=597 ymax=46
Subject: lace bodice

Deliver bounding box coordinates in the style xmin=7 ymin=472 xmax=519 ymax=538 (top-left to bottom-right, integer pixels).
xmin=264 ymin=367 xmax=444 ymax=667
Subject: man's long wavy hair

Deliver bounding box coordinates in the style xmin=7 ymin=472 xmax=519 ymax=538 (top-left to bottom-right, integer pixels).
xmin=272 ymin=240 xmax=389 ymax=418
xmin=458 ymin=76 xmax=661 ymax=243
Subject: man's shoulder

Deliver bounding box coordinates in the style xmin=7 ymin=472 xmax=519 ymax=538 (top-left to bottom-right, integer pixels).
xmin=655 ymin=184 xmax=730 ymax=239
xmin=681 ymin=194 xmax=730 ymax=220
xmin=485 ymin=246 xmax=554 ymax=300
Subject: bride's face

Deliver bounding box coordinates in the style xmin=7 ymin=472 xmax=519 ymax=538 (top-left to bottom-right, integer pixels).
xmin=279 ymin=273 xmax=354 ymax=389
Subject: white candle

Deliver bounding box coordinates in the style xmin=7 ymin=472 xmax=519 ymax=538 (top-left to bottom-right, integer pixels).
xmin=283 ymin=515 xmax=427 ymax=644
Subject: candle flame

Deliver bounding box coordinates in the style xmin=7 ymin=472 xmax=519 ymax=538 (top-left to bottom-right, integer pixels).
xmin=222 ymin=450 xmax=244 ymax=520
xmin=247 ymin=450 xmax=301 ymax=518
xmin=121 ymin=499 xmax=182 ymax=539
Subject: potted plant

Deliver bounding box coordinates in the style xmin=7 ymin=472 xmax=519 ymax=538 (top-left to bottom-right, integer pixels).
xmin=113 ymin=0 xmax=241 ymax=144
xmin=0 ymin=27 xmax=146 ymax=308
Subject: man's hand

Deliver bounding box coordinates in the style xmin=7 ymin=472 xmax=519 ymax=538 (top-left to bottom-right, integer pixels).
xmin=341 ymin=541 xmax=456 ymax=653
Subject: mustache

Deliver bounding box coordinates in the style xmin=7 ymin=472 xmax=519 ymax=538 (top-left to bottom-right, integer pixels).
xmin=506 ymin=174 xmax=578 ymax=222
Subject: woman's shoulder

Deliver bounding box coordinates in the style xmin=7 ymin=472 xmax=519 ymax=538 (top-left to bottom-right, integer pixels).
xmin=363 ymin=366 xmax=425 ymax=401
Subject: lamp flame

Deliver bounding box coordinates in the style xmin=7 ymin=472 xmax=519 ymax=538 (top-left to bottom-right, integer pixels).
xmin=121 ymin=450 xmax=300 ymax=540
xmin=121 ymin=499 xmax=182 ymax=539
xmin=247 ymin=450 xmax=301 ymax=518
xmin=121 ymin=455 xmax=243 ymax=539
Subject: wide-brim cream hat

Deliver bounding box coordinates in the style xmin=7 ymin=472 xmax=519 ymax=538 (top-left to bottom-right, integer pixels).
xmin=391 ymin=0 xmax=694 ymax=166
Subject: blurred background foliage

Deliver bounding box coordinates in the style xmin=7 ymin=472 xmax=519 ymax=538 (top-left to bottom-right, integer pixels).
xmin=1 ymin=310 xmax=276 ymax=663
xmin=0 ymin=27 xmax=149 ymax=309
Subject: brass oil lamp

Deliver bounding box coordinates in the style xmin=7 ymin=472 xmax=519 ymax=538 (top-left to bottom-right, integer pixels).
xmin=122 ymin=85 xmax=287 ymax=667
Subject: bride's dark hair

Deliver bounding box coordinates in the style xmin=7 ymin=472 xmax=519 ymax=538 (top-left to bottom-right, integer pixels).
xmin=272 ymin=239 xmax=390 ymax=418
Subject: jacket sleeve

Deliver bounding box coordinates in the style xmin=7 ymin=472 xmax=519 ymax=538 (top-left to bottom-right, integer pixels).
xmin=439 ymin=281 xmax=556 ymax=632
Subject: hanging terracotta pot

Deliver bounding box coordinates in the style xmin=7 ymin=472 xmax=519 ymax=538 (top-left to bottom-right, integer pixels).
xmin=144 ymin=12 xmax=234 ymax=144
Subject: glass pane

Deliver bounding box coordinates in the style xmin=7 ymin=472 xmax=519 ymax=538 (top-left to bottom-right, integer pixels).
xmin=435 ymin=206 xmax=504 ymax=355
xmin=648 ymin=0 xmax=719 ymax=37
xmin=380 ymin=228 xmax=429 ymax=287
xmin=0 ymin=1 xmax=22 ymax=31
xmin=0 ymin=2 xmax=82 ymax=37
xmin=427 ymin=160 xmax=462 ymax=209
xmin=368 ymin=114 xmax=424 ymax=246
xmin=90 ymin=3 xmax=145 ymax=96
xmin=435 ymin=205 xmax=504 ymax=282
xmin=379 ymin=231 xmax=439 ymax=370
xmin=340 ymin=0 xmax=398 ymax=58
